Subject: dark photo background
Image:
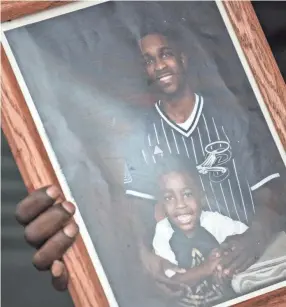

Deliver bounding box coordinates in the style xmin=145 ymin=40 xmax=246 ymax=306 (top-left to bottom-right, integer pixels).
xmin=2 ymin=2 xmax=286 ymax=307
xmin=4 ymin=1 xmax=268 ymax=110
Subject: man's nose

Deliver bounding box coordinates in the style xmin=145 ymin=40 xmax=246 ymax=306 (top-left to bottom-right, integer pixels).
xmin=155 ymin=58 xmax=167 ymax=71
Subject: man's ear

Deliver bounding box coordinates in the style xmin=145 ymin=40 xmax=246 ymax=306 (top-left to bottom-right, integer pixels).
xmin=180 ymin=53 xmax=188 ymax=69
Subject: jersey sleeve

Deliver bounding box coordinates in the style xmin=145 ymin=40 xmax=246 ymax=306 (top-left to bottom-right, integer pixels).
xmin=120 ymin=116 xmax=158 ymax=200
xmin=217 ymin=96 xmax=285 ymax=194
xmin=237 ymin=110 xmax=285 ymax=192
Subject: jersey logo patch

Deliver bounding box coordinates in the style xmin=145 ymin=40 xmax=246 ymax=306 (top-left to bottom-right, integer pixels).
xmin=197 ymin=141 xmax=231 ymax=183
xmin=154 ymin=145 xmax=163 ymax=156
xmin=123 ymin=162 xmax=132 ymax=184
xmin=191 ymin=248 xmax=204 ymax=268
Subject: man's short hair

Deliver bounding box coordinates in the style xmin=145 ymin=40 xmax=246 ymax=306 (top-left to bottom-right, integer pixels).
xmin=138 ymin=22 xmax=185 ymax=51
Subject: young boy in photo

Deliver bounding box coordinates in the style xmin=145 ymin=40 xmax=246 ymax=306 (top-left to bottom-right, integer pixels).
xmin=152 ymin=160 xmax=248 ymax=306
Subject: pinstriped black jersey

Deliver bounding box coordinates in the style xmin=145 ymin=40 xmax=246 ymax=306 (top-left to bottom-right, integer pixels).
xmin=123 ymin=94 xmax=283 ymax=225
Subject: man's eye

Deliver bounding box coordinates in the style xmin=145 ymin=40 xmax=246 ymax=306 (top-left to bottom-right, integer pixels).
xmin=145 ymin=59 xmax=153 ymax=66
xmin=162 ymin=51 xmax=173 ymax=58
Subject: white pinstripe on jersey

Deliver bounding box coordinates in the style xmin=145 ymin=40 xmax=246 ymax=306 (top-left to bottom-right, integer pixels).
xmin=124 ymin=94 xmax=281 ymax=225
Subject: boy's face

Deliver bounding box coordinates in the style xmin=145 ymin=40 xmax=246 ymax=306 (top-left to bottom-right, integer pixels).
xmin=159 ymin=171 xmax=201 ymax=233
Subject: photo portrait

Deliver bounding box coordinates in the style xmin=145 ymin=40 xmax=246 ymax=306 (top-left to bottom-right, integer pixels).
xmin=2 ymin=2 xmax=286 ymax=306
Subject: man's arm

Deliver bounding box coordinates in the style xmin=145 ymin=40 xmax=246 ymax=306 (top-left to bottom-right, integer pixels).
xmin=216 ymin=104 xmax=286 ymax=276
xmin=217 ymin=180 xmax=286 ymax=277
xmin=246 ymin=179 xmax=286 ymax=248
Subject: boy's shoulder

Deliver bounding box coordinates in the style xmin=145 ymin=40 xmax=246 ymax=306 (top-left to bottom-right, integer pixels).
xmin=155 ymin=218 xmax=174 ymax=235
xmin=156 ymin=217 xmax=171 ymax=227
xmin=200 ymin=211 xmax=248 ymax=244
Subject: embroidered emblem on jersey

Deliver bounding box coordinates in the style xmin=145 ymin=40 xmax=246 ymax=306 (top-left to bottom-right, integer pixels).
xmin=154 ymin=145 xmax=163 ymax=156
xmin=197 ymin=141 xmax=232 ymax=183
xmin=123 ymin=162 xmax=132 ymax=184
xmin=178 ymin=248 xmax=222 ymax=307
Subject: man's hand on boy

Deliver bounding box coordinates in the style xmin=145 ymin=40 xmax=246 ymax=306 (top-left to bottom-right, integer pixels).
xmin=205 ymin=249 xmax=230 ymax=287
xmin=15 ymin=185 xmax=78 ymax=291
xmin=158 ymin=258 xmax=186 ymax=297
xmin=140 ymin=247 xmax=183 ymax=284
xmin=203 ymin=248 xmax=222 ymax=278
xmin=139 ymin=247 xmax=185 ymax=297
xmin=216 ymin=231 xmax=266 ymax=277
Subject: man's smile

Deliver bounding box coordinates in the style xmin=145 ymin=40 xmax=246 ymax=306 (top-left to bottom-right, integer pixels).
xmin=158 ymin=74 xmax=173 ymax=82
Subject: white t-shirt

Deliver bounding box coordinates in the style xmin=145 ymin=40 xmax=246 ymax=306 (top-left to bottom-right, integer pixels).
xmin=153 ymin=210 xmax=248 ymax=266
xmin=176 ymin=94 xmax=199 ymax=130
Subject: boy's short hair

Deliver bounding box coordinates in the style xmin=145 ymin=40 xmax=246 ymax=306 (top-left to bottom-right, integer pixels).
xmin=155 ymin=156 xmax=200 ymax=188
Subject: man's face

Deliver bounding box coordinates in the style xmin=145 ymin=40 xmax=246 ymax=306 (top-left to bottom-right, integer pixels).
xmin=139 ymin=33 xmax=187 ymax=95
xmin=158 ymin=171 xmax=201 ymax=233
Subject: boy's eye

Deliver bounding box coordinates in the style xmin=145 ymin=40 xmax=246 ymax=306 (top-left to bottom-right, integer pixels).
xmin=164 ymin=195 xmax=174 ymax=202
xmin=183 ymin=190 xmax=193 ymax=198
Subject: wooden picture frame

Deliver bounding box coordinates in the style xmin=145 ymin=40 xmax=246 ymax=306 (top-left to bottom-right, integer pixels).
xmin=1 ymin=1 xmax=286 ymax=307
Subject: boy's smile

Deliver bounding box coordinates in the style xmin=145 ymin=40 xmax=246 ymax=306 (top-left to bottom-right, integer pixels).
xmin=176 ymin=214 xmax=193 ymax=224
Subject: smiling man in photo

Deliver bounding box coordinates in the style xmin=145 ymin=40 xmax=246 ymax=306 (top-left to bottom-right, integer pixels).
xmin=122 ymin=24 xmax=286 ymax=294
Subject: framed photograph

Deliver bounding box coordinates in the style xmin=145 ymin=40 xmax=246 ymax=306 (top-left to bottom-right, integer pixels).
xmin=1 ymin=1 xmax=286 ymax=307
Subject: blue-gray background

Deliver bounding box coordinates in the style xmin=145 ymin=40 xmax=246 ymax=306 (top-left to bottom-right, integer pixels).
xmin=2 ymin=2 xmax=286 ymax=307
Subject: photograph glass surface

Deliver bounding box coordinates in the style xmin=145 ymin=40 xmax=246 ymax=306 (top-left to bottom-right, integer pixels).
xmin=3 ymin=2 xmax=286 ymax=306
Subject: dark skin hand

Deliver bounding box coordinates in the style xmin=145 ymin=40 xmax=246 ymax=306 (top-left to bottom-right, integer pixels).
xmin=216 ymin=232 xmax=263 ymax=279
xmin=215 ymin=185 xmax=286 ymax=280
xmin=138 ymin=241 xmax=186 ymax=297
xmin=15 ymin=185 xmax=79 ymax=291
xmin=170 ymin=248 xmax=221 ymax=287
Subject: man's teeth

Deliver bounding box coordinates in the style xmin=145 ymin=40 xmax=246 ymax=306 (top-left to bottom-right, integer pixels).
xmin=159 ymin=75 xmax=172 ymax=82
xmin=177 ymin=214 xmax=192 ymax=223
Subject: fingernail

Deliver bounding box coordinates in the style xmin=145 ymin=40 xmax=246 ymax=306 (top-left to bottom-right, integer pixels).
xmin=51 ymin=260 xmax=64 ymax=277
xmin=224 ymin=269 xmax=230 ymax=275
xmin=46 ymin=186 xmax=60 ymax=199
xmin=62 ymin=201 xmax=75 ymax=215
xmin=217 ymin=265 xmax=222 ymax=271
xmin=63 ymin=223 xmax=78 ymax=238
